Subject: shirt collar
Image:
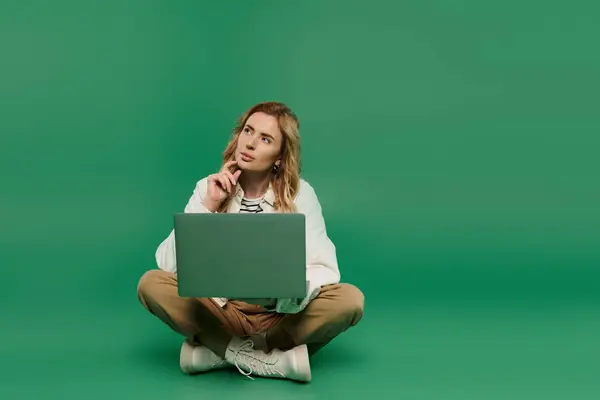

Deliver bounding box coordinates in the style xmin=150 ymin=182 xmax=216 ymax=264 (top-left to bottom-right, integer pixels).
xmin=234 ymin=182 xmax=275 ymax=207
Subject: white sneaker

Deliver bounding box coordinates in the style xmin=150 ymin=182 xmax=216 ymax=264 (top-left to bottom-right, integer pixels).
xmin=179 ymin=341 xmax=229 ymax=374
xmin=225 ymin=337 xmax=311 ymax=382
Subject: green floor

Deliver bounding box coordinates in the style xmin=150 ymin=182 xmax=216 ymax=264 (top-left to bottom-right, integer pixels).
xmin=2 ymin=240 xmax=599 ymax=399
xmin=2 ymin=300 xmax=599 ymax=399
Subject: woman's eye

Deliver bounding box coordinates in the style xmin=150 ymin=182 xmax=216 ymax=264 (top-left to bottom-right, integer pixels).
xmin=262 ymin=137 xmax=270 ymax=143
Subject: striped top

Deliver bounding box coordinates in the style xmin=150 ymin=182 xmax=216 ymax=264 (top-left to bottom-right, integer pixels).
xmin=239 ymin=197 xmax=264 ymax=213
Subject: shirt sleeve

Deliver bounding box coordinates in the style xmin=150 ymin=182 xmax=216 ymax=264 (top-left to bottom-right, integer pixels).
xmin=155 ymin=177 xmax=212 ymax=273
xmin=273 ymin=182 xmax=341 ymax=314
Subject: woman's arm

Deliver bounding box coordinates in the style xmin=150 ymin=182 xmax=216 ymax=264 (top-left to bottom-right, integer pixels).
xmin=155 ymin=177 xmax=213 ymax=273
xmin=272 ymin=181 xmax=341 ymax=314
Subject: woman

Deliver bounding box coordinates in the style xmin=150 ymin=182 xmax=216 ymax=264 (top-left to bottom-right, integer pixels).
xmin=137 ymin=101 xmax=364 ymax=383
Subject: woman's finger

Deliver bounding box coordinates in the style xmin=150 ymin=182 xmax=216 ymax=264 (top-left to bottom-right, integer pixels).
xmin=215 ymin=174 xmax=228 ymax=193
xmin=222 ymin=160 xmax=238 ymax=173
xmin=211 ymin=174 xmax=225 ymax=192
xmin=224 ymin=170 xmax=238 ymax=189
xmin=208 ymin=174 xmax=218 ymax=189
xmin=233 ymin=169 xmax=242 ymax=180
xmin=219 ymin=174 xmax=231 ymax=193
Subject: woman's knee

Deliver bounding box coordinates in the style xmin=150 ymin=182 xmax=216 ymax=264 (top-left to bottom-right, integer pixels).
xmin=137 ymin=269 xmax=171 ymax=304
xmin=334 ymin=283 xmax=365 ymax=326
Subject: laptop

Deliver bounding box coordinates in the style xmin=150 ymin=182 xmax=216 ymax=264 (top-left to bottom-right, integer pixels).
xmin=174 ymin=212 xmax=307 ymax=299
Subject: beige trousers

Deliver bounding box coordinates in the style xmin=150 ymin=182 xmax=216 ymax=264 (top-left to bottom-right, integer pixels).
xmin=137 ymin=270 xmax=364 ymax=356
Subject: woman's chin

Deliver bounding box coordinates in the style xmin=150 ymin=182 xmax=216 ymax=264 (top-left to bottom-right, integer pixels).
xmin=236 ymin=161 xmax=251 ymax=170
xmin=239 ymin=165 xmax=270 ymax=174
xmin=234 ymin=157 xmax=269 ymax=173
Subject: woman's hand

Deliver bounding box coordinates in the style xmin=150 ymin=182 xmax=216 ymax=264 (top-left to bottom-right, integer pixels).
xmin=203 ymin=160 xmax=242 ymax=212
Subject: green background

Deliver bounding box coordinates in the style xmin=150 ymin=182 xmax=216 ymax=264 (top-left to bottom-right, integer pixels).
xmin=1 ymin=1 xmax=598 ymax=398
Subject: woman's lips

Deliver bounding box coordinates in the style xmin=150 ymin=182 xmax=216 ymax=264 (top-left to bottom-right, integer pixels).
xmin=240 ymin=152 xmax=254 ymax=161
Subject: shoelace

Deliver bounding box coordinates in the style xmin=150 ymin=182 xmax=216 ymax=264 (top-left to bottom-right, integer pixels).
xmin=212 ymin=358 xmax=227 ymax=368
xmin=233 ymin=339 xmax=285 ymax=380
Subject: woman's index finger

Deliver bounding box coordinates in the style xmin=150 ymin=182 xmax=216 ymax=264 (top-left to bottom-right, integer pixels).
xmin=222 ymin=159 xmax=238 ymax=171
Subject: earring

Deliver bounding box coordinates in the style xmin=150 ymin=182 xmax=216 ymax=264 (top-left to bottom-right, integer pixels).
xmin=273 ymin=163 xmax=280 ymax=171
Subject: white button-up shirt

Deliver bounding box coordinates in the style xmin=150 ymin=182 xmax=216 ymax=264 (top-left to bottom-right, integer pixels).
xmin=154 ymin=177 xmax=341 ymax=314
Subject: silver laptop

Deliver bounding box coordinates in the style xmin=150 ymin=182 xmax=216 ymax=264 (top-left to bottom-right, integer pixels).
xmin=174 ymin=212 xmax=307 ymax=299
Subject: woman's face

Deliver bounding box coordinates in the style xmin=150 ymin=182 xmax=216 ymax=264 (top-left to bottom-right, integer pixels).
xmin=235 ymin=112 xmax=283 ymax=173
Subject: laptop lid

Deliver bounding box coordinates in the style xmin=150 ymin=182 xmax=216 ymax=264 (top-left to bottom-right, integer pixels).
xmin=174 ymin=212 xmax=307 ymax=299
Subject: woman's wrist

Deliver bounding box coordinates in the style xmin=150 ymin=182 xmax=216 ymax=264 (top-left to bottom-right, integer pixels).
xmin=202 ymin=199 xmax=218 ymax=212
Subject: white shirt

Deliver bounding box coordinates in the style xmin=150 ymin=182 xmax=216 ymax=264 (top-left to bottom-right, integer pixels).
xmin=153 ymin=177 xmax=340 ymax=314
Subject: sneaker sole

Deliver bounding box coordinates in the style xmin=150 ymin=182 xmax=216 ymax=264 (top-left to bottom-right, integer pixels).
xmin=180 ymin=341 xmax=195 ymax=374
xmin=290 ymin=344 xmax=311 ymax=382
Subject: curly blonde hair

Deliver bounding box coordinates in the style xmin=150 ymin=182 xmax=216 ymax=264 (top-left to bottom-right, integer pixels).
xmin=216 ymin=101 xmax=301 ymax=213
